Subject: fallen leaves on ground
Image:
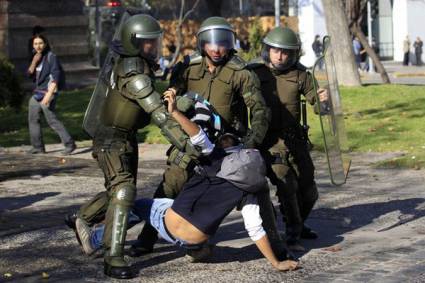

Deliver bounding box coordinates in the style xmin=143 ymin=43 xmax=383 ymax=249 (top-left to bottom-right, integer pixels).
xmin=41 ymin=272 xmax=50 ymax=279
xmin=3 ymin=273 xmax=12 ymax=278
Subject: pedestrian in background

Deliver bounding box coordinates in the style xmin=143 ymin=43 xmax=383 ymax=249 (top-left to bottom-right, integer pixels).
xmin=27 ymin=34 xmax=76 ymax=155
xmin=27 ymin=25 xmax=45 ymax=62
xmin=403 ymin=35 xmax=411 ymax=66
xmin=352 ymin=36 xmax=362 ymax=70
xmin=413 ymin=37 xmax=423 ymax=66
xmin=312 ymin=35 xmax=323 ymax=69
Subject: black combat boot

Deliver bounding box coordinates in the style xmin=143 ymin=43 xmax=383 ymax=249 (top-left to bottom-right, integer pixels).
xmin=128 ymin=224 xmax=157 ymax=257
xmin=104 ymin=255 xmax=135 ymax=279
xmin=300 ymin=224 xmax=318 ymax=239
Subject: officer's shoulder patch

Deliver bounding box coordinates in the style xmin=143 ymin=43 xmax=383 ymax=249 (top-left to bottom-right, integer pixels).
xmin=188 ymin=51 xmax=203 ymax=66
xmin=226 ymin=55 xmax=247 ymax=70
xmin=116 ymin=56 xmax=144 ymax=77
xmin=246 ymin=57 xmax=266 ymax=70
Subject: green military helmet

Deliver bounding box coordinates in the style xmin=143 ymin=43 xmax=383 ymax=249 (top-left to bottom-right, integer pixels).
xmin=261 ymin=27 xmax=301 ymax=71
xmin=197 ymin=17 xmax=235 ymax=64
xmin=121 ymin=14 xmax=163 ymax=59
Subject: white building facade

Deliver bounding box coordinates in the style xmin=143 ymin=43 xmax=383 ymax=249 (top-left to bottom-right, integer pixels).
xmin=296 ymin=0 xmax=425 ymax=67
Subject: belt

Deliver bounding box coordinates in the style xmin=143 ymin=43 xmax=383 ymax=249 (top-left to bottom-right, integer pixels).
xmin=162 ymin=215 xmax=176 ymax=241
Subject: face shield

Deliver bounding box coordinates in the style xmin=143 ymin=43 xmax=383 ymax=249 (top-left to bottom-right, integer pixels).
xmin=197 ymin=29 xmax=235 ymax=63
xmin=261 ymin=44 xmax=298 ymax=71
xmin=130 ymin=33 xmax=163 ymax=61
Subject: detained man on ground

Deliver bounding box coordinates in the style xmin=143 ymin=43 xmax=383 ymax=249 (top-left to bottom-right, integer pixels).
xmin=74 ymin=91 xmax=299 ymax=272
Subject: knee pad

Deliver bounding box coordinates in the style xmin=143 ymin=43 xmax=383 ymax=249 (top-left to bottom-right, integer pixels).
xmin=112 ymin=183 xmax=136 ymax=207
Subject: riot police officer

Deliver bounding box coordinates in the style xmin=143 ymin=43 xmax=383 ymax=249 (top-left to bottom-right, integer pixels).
xmin=249 ymin=27 xmax=327 ymax=251
xmin=75 ymin=14 xmax=199 ymax=279
xmin=130 ymin=17 xmax=289 ymax=259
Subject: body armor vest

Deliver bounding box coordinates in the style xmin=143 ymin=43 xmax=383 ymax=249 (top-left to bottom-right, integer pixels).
xmin=100 ymin=56 xmax=152 ymax=132
xmin=184 ymin=56 xmax=248 ymax=135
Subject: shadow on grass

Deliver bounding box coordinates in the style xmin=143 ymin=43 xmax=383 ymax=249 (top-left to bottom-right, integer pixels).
xmin=357 ymin=97 xmax=425 ymax=118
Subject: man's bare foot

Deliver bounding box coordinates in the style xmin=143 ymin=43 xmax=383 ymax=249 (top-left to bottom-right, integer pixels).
xmin=273 ymin=260 xmax=299 ymax=271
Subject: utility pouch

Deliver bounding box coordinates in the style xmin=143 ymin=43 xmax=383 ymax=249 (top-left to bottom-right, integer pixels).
xmin=167 ymin=147 xmax=197 ymax=171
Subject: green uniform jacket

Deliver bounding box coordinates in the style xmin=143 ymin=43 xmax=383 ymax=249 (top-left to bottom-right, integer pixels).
xmin=249 ymin=59 xmax=316 ymax=150
xmin=170 ymin=52 xmax=270 ymax=148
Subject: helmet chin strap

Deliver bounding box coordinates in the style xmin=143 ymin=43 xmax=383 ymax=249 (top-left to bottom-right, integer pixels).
xmin=140 ymin=50 xmax=157 ymax=62
xmin=271 ymin=63 xmax=288 ymax=71
xmin=203 ymin=48 xmax=235 ymax=66
xmin=205 ymin=53 xmax=228 ymax=66
xmin=271 ymin=57 xmax=297 ymax=72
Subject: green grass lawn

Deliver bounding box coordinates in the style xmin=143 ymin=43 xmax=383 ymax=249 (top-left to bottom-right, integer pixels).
xmin=307 ymin=84 xmax=425 ymax=169
xmin=1 ymin=84 xmax=424 ymax=169
xmin=0 ymin=81 xmax=169 ymax=148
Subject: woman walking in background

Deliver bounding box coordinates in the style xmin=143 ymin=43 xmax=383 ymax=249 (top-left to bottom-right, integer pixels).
xmin=27 ymin=34 xmax=76 ymax=155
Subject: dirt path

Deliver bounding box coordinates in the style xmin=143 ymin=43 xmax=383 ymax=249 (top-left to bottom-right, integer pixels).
xmin=0 ymin=144 xmax=424 ymax=282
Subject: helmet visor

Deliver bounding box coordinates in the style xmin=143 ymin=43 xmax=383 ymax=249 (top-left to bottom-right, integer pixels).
xmin=198 ymin=29 xmax=235 ymax=52
xmin=130 ymin=33 xmax=162 ymax=61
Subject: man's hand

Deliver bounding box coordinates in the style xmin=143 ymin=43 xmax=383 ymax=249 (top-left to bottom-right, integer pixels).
xmin=40 ymin=93 xmax=52 ymax=106
xmin=317 ymin=88 xmax=329 ymax=102
xmin=28 ymin=52 xmax=43 ymax=74
xmin=163 ymin=89 xmax=177 ymax=114
xmin=163 ymin=88 xmax=176 ymax=98
xmin=272 ymin=260 xmax=299 ymax=271
xmin=32 ymin=52 xmax=42 ymax=65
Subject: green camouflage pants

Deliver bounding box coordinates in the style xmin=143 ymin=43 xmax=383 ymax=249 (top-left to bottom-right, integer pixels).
xmin=265 ymin=137 xmax=318 ymax=239
xmin=78 ymin=137 xmax=138 ymax=248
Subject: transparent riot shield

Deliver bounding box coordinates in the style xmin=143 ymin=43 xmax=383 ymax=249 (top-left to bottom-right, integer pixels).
xmin=312 ymin=36 xmax=351 ymax=186
xmin=82 ymin=10 xmax=136 ymax=138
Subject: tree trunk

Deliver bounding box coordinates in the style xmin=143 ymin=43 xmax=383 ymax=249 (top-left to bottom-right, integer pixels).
xmin=322 ymin=0 xmax=362 ymax=86
xmin=168 ymin=0 xmax=201 ymax=68
xmin=351 ymin=25 xmax=391 ymax=84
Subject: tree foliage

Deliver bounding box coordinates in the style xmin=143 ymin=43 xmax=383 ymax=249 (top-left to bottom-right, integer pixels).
xmin=244 ymin=17 xmax=265 ymax=61
xmin=0 ymin=54 xmax=24 ymax=110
